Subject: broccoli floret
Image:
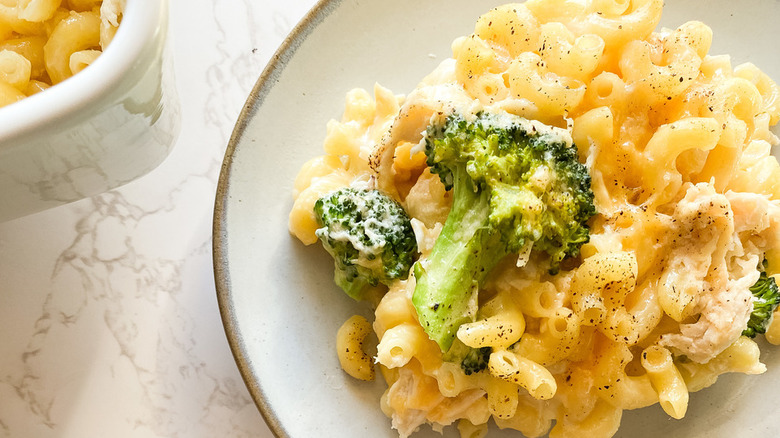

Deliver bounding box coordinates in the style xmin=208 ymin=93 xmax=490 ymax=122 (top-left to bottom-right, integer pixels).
xmin=460 ymin=346 xmax=492 ymax=375
xmin=443 ymin=339 xmax=491 ymax=375
xmin=314 ymin=187 xmax=419 ymax=300
xmin=743 ymin=261 xmax=780 ymax=338
xmin=413 ymin=111 xmax=596 ymax=351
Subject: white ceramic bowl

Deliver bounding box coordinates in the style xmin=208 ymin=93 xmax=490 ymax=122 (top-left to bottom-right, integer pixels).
xmin=215 ymin=1 xmax=780 ymax=437
xmin=0 ymin=0 xmax=179 ymax=222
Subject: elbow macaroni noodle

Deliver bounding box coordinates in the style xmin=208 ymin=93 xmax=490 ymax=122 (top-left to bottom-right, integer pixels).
xmin=289 ymin=1 xmax=780 ymax=437
xmin=0 ymin=0 xmax=123 ymax=108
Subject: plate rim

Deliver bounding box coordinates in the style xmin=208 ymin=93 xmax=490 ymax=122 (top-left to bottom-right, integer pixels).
xmin=212 ymin=1 xmax=339 ymax=436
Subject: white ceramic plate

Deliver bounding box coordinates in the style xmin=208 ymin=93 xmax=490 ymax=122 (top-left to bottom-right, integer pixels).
xmin=214 ymin=1 xmax=780 ymax=437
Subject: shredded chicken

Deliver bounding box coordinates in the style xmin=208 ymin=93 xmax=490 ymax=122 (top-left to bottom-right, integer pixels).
xmin=658 ymin=184 xmax=775 ymax=363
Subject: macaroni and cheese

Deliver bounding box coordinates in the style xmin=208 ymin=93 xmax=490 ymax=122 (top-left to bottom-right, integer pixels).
xmin=289 ymin=1 xmax=780 ymax=437
xmin=0 ymin=0 xmax=124 ymax=108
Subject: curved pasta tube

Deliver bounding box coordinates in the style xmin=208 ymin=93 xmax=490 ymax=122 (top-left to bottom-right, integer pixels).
xmin=554 ymin=0 xmax=663 ymax=51
xmin=514 ymin=307 xmax=581 ymax=365
xmin=0 ymin=49 xmax=31 ymax=90
xmin=554 ymin=364 xmax=599 ymax=424
xmin=506 ymin=52 xmax=586 ymax=120
xmin=588 ymin=0 xmax=629 ymax=16
xmin=643 ymin=117 xmax=722 ymax=206
xmin=44 ymin=10 xmax=101 ymax=84
xmin=584 ymin=0 xmax=663 ymax=45
xmin=525 ymin=0 xmax=663 ymax=52
xmin=336 ymin=315 xmax=375 ymax=381
xmin=711 ymin=78 xmax=762 ymax=136
xmin=641 ymin=345 xmax=688 ymax=419
xmin=571 ymin=106 xmax=616 ymax=215
xmin=619 ymin=40 xmax=700 ymax=102
xmin=323 ymin=119 xmax=368 ymax=173
xmin=17 ymin=0 xmax=62 ymax=22
xmin=0 ymin=4 xmax=46 ymax=35
xmin=671 ymin=21 xmax=712 ymax=59
xmin=486 ymin=375 xmax=519 ymax=420
xmin=373 ymin=280 xmax=417 ymax=337
xmin=608 ymin=278 xmax=662 ymax=344
xmin=457 ymin=419 xmax=488 ymax=438
xmin=451 ymin=393 xmax=492 ymax=429
xmin=376 ymin=322 xmax=428 ymax=368
xmin=571 ymin=251 xmax=635 ymax=326
xmin=342 ymin=86 xmax=376 ymax=124
xmin=69 ymin=49 xmax=99 ymax=75
xmin=538 ymin=22 xmax=604 ymax=82
xmin=488 ymin=349 xmax=557 ymax=400
xmin=572 ymin=106 xmax=615 ymax=159
xmin=582 ymin=72 xmax=628 ymax=114
xmin=590 ymin=336 xmax=658 ymax=410
xmin=572 ymin=251 xmax=663 ymax=345
xmin=677 ymin=336 xmax=766 ymax=392
xmin=511 ymin=279 xmax=567 ymax=318
xmin=288 ymin=169 xmax=352 ymax=245
xmin=470 ymin=72 xmax=510 ymax=105
xmin=433 ymin=361 xmax=481 ymax=397
xmin=69 ymin=0 xmax=103 ymax=11
xmin=24 ymin=79 xmax=49 ymax=95
xmin=291 ymin=154 xmax=345 ymax=199
xmin=452 ymin=33 xmax=509 ymax=104
xmin=493 ymin=392 xmax=555 ymax=437
xmin=548 ymin=399 xmax=622 ymax=438
xmin=473 ymin=3 xmax=540 ymax=57
xmin=735 ymin=62 xmax=780 ymax=125
xmin=0 ymin=36 xmax=47 ymax=80
xmin=0 ymin=80 xmax=25 ymax=107
xmin=457 ymin=291 xmax=525 ymax=350
xmin=726 ymin=139 xmax=780 ymax=199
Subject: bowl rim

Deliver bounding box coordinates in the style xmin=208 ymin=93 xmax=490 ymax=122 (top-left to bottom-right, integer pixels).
xmin=212 ymin=1 xmax=334 ymax=436
xmin=0 ymin=0 xmax=166 ymax=146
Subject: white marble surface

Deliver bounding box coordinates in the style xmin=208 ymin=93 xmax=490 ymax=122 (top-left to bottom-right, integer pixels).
xmin=0 ymin=0 xmax=318 ymax=436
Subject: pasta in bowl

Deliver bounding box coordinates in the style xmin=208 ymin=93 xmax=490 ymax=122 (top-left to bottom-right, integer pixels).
xmin=0 ymin=0 xmax=178 ymax=221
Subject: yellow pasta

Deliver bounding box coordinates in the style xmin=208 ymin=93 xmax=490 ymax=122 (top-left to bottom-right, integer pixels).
xmin=44 ymin=10 xmax=100 ymax=84
xmin=68 ymin=48 xmax=99 ymax=74
xmin=457 ymin=292 xmax=525 ymax=350
xmin=288 ymin=1 xmax=780 ymax=437
xmin=0 ymin=80 xmax=25 ymax=106
xmin=17 ymin=0 xmax=61 ymax=22
xmin=485 ymin=374 xmax=519 ymax=419
xmin=0 ymin=0 xmax=121 ymax=108
xmin=641 ymin=345 xmax=688 ymax=419
xmin=376 ymin=323 xmax=430 ymax=368
xmin=0 ymin=49 xmax=31 ymax=90
xmin=336 ymin=315 xmax=376 ymax=381
xmin=488 ymin=349 xmax=557 ymax=400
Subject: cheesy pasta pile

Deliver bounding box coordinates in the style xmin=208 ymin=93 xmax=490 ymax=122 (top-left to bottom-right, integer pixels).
xmin=0 ymin=0 xmax=124 ymax=108
xmin=289 ymin=0 xmax=780 ymax=437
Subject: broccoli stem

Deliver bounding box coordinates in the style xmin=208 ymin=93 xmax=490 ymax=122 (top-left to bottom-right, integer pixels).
xmin=412 ymin=167 xmax=510 ymax=351
xmin=334 ymin=270 xmax=371 ymax=301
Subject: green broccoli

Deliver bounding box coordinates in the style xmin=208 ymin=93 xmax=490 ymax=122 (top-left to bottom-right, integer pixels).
xmin=460 ymin=346 xmax=492 ymax=375
xmin=742 ymin=261 xmax=780 ymax=338
xmin=413 ymin=111 xmax=596 ymax=351
xmin=443 ymin=338 xmax=492 ymax=375
xmin=314 ymin=187 xmax=419 ymax=300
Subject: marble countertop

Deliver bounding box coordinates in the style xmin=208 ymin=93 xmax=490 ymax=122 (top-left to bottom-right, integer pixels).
xmin=0 ymin=0 xmax=318 ymax=436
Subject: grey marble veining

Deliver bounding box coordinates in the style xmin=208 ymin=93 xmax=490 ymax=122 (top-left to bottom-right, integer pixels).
xmin=0 ymin=1 xmax=319 ymax=436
